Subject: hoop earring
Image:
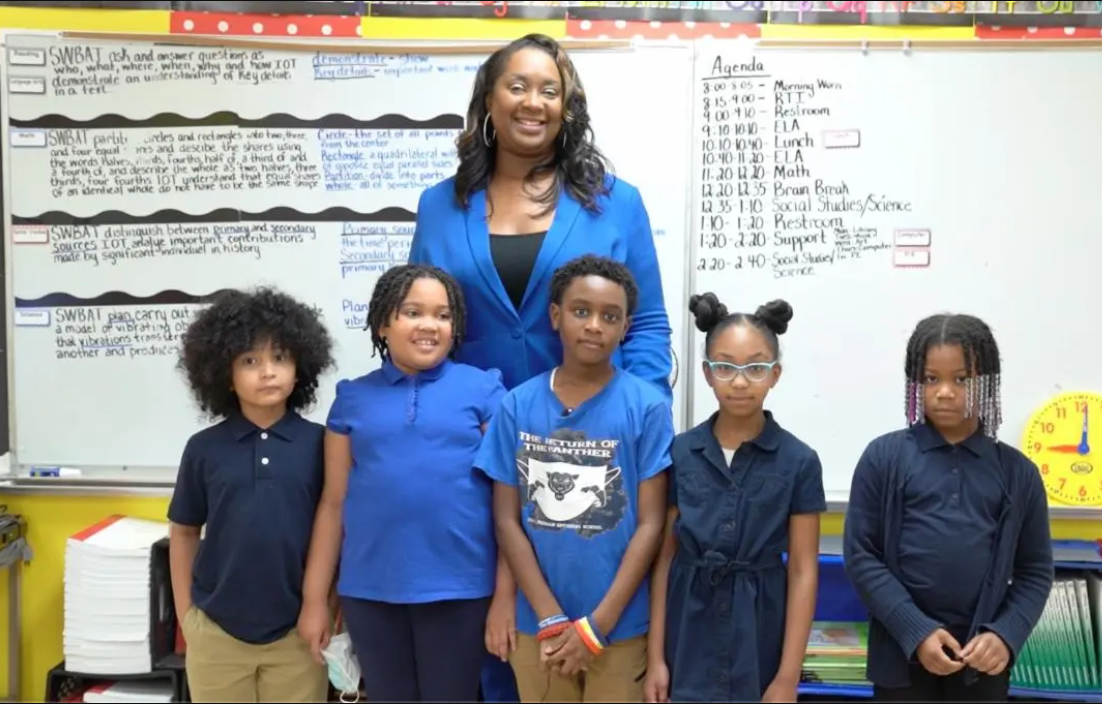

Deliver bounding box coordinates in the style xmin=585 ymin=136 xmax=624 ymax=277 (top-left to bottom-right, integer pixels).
xmin=482 ymin=114 xmax=496 ymax=147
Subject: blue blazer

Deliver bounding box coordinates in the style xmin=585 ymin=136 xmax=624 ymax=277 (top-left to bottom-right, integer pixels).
xmin=408 ymin=175 xmax=673 ymax=400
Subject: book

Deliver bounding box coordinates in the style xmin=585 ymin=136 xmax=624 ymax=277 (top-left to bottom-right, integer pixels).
xmin=802 ymin=621 xmax=870 ymax=687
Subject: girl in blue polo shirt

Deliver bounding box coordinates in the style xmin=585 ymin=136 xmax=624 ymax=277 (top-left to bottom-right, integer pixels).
xmin=298 ymin=264 xmax=509 ymax=703
xmin=645 ymin=292 xmax=826 ymax=704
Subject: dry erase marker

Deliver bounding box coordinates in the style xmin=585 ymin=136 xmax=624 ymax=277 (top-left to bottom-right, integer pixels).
xmin=29 ymin=466 xmax=82 ymax=478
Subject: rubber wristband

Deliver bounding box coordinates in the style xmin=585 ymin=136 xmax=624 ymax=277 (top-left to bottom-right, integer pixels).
xmin=573 ymin=616 xmax=607 ymax=655
xmin=538 ymin=614 xmax=569 ymax=630
xmin=537 ymin=621 xmax=571 ymax=641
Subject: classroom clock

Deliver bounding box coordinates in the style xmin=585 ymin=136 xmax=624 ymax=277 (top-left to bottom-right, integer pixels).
xmin=1021 ymin=391 xmax=1102 ymax=507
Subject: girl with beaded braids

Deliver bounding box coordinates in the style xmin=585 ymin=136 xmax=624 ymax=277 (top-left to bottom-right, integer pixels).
xmin=844 ymin=313 xmax=1054 ymax=702
xmin=903 ymin=314 xmax=1004 ymax=438
xmin=298 ymin=264 xmax=508 ymax=702
xmin=407 ymin=33 xmax=674 ymax=702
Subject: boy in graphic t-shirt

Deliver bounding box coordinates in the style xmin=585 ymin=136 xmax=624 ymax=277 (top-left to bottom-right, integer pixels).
xmin=476 ymin=255 xmax=673 ymax=703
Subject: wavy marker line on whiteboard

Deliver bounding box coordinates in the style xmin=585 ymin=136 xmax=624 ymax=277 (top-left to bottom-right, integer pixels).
xmin=12 ymin=206 xmax=418 ymax=226
xmin=9 ymin=112 xmax=465 ymax=131
xmin=15 ymin=290 xmax=234 ymax=309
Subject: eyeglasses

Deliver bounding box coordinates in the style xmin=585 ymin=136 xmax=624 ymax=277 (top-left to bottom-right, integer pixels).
xmin=704 ymin=359 xmax=777 ymax=383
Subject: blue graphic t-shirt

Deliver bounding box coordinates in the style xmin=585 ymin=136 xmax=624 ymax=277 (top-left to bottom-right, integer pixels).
xmin=475 ymin=367 xmax=674 ymax=643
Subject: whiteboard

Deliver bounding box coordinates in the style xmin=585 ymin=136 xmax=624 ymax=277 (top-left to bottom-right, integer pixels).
xmin=689 ymin=41 xmax=1102 ymax=499
xmin=1 ymin=33 xmax=693 ymax=476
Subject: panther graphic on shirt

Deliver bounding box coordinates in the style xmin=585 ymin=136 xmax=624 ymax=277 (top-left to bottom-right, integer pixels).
xmin=516 ymin=429 xmax=625 ymax=538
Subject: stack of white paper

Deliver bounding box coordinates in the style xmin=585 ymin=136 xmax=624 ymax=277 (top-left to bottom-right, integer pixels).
xmin=82 ymin=680 xmax=175 ymax=703
xmin=63 ymin=515 xmax=170 ymax=675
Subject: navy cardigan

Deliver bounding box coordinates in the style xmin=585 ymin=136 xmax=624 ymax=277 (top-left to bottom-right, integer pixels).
xmin=843 ymin=428 xmax=1055 ymax=688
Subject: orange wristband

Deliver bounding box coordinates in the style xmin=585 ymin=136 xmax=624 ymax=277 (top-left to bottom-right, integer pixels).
xmin=537 ymin=622 xmax=571 ymax=641
xmin=573 ymin=616 xmax=607 ymax=655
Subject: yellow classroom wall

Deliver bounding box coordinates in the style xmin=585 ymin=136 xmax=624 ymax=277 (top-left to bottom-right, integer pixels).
xmin=360 ymin=17 xmax=564 ymax=39
xmin=0 ymin=494 xmax=171 ymax=703
xmin=0 ymin=7 xmax=167 ymax=32
xmin=758 ymin=22 xmax=976 ymax=40
xmin=0 ymin=5 xmax=1098 ymax=702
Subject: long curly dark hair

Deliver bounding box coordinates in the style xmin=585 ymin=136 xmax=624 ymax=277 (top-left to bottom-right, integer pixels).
xmin=453 ymin=33 xmax=613 ymax=217
xmin=178 ymin=287 xmax=335 ymax=419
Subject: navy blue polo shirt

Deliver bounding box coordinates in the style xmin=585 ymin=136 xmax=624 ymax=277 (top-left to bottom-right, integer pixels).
xmin=168 ymin=411 xmax=324 ymax=644
xmin=328 ymin=358 xmax=506 ymax=603
xmin=895 ymin=423 xmax=1005 ymax=641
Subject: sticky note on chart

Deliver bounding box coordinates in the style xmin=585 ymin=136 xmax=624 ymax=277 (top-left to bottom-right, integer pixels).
xmin=9 ymin=129 xmax=47 ymax=148
xmin=13 ymin=309 xmax=51 ymax=327
xmin=893 ymin=247 xmax=930 ymax=268
xmin=12 ymin=225 xmax=48 ymax=245
xmin=822 ymin=129 xmax=860 ymax=149
xmin=7 ymin=48 xmax=46 ymax=67
xmin=894 ymin=228 xmax=931 ymax=247
xmin=8 ymin=75 xmax=45 ymax=94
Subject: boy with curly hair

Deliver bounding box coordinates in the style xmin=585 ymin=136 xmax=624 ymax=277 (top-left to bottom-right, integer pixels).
xmin=168 ymin=286 xmax=335 ymax=703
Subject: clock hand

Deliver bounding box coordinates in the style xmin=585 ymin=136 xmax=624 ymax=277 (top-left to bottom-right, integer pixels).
xmin=1047 ymin=445 xmax=1082 ymax=453
xmin=1079 ymin=405 xmax=1091 ymax=455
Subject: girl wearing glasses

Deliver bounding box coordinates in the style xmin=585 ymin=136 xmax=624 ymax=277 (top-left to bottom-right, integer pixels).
xmin=643 ymin=292 xmax=827 ymax=704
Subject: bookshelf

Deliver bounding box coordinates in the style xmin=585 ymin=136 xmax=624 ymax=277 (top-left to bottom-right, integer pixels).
xmin=801 ymin=540 xmax=1102 ymax=703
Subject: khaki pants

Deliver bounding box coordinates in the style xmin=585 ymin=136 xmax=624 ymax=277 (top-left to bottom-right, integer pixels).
xmin=182 ymin=607 xmax=329 ymax=703
xmin=510 ymin=633 xmax=648 ymax=703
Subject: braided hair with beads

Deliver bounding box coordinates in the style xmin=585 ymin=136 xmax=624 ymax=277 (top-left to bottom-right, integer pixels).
xmin=903 ymin=313 xmax=1003 ymax=439
xmin=364 ymin=264 xmax=468 ymax=361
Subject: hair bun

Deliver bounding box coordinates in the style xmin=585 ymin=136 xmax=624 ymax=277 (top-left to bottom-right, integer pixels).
xmin=689 ymin=292 xmax=728 ymax=333
xmin=754 ymin=299 xmax=794 ymax=336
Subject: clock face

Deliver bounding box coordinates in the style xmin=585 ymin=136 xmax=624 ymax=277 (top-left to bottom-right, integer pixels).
xmin=1022 ymin=391 xmax=1102 ymax=506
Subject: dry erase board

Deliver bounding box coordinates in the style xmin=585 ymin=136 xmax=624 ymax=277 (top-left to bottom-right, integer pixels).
xmin=0 ymin=101 xmax=7 ymax=460
xmin=0 ymin=33 xmax=694 ymax=478
xmin=688 ymin=40 xmax=1102 ymax=503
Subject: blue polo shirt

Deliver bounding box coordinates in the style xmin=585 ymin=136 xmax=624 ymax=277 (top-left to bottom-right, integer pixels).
xmin=168 ymin=411 xmax=324 ymax=644
xmin=328 ymin=358 xmax=506 ymax=603
xmin=475 ymin=367 xmax=673 ymax=643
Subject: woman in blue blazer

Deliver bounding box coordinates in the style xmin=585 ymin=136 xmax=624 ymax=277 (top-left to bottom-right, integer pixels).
xmin=408 ymin=33 xmax=673 ymax=401
xmin=407 ymin=33 xmax=673 ymax=703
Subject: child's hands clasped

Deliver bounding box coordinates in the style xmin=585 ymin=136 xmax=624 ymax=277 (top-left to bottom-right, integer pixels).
xmin=541 ymin=624 xmax=597 ymax=677
xmin=916 ymin=628 xmax=964 ymax=676
xmin=960 ymin=632 xmax=1010 ymax=675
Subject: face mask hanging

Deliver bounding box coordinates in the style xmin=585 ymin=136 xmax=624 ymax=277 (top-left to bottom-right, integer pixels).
xmin=321 ymin=608 xmax=362 ymax=703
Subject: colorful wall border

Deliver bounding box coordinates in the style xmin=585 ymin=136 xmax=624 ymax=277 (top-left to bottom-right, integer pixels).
xmin=4 ymin=5 xmax=1102 ymax=40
